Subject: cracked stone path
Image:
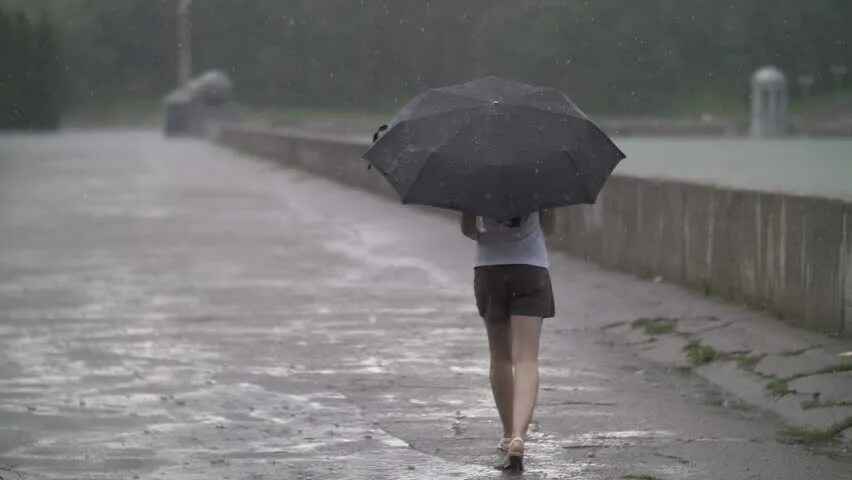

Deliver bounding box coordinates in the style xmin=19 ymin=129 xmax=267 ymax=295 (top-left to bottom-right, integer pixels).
xmin=0 ymin=130 xmax=849 ymax=479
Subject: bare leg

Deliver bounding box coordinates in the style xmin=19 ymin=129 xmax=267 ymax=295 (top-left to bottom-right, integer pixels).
xmin=509 ymin=315 xmax=543 ymax=442
xmin=483 ymin=319 xmax=513 ymax=438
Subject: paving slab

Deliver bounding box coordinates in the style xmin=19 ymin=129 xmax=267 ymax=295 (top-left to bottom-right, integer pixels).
xmin=755 ymin=352 xmax=845 ymax=379
xmin=788 ymin=372 xmax=852 ymax=402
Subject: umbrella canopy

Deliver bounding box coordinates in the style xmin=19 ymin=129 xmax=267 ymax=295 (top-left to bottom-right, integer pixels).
xmin=364 ymin=76 xmax=625 ymax=220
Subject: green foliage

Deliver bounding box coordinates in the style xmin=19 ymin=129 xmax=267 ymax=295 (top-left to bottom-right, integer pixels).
xmin=684 ymin=340 xmax=722 ymax=366
xmin=778 ymin=417 xmax=852 ymax=446
xmin=0 ymin=6 xmax=66 ymax=129
xmin=601 ymin=320 xmax=627 ymax=330
xmin=766 ymin=378 xmax=794 ymax=397
xmin=801 ymin=399 xmax=852 ymax=410
xmin=735 ymin=353 xmax=766 ymax=372
xmin=1 ymin=0 xmax=850 ymax=114
xmin=765 ymin=362 xmax=852 ymax=397
xmin=631 ymin=317 xmax=678 ymax=335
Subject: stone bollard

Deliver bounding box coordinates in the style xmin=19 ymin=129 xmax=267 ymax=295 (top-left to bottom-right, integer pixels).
xmin=163 ymin=70 xmax=241 ymax=137
xmin=749 ymin=66 xmax=788 ymax=138
xmin=164 ymin=89 xmax=192 ymax=136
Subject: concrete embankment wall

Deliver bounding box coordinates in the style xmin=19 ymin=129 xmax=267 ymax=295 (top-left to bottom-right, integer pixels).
xmin=214 ymin=123 xmax=850 ymax=336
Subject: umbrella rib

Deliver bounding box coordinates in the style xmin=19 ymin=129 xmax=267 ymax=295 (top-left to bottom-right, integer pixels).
xmin=398 ymin=116 xmax=485 ymax=203
xmin=519 ymin=86 xmax=570 ymax=99
xmin=365 ymin=106 xmax=486 ymax=175
xmin=563 ymin=150 xmax=595 ymax=203
xmin=425 ymin=88 xmax=488 ymax=104
xmin=506 ymin=105 xmax=626 ymax=161
xmin=503 ymin=102 xmax=589 ymax=121
xmin=398 ymin=149 xmax=437 ymax=203
xmin=394 ymin=104 xmax=488 ymax=127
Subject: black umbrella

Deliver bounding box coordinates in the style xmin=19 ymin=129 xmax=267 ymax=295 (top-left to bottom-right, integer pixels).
xmin=363 ymin=76 xmax=625 ymax=220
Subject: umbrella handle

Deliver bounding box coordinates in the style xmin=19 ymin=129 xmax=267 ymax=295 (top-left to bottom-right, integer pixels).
xmin=368 ymin=124 xmax=388 ymax=171
xmin=476 ymin=216 xmax=486 ymax=233
xmin=372 ymin=124 xmax=388 ymax=143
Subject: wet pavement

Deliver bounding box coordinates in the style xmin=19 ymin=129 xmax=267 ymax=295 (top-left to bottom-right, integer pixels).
xmin=0 ymin=130 xmax=850 ymax=479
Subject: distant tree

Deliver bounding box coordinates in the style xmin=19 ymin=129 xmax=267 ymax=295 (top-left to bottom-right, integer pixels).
xmin=0 ymin=7 xmax=13 ymax=128
xmin=30 ymin=13 xmax=66 ymax=128
xmin=2 ymin=0 xmax=851 ymax=115
xmin=9 ymin=12 xmax=34 ymax=127
xmin=0 ymin=7 xmax=66 ymax=129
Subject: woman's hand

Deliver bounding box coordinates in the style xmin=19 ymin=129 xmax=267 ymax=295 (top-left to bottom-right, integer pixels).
xmin=461 ymin=213 xmax=479 ymax=241
xmin=539 ymin=209 xmax=557 ymax=237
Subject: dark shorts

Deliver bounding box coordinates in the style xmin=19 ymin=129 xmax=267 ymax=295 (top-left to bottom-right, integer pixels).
xmin=473 ymin=264 xmax=555 ymax=323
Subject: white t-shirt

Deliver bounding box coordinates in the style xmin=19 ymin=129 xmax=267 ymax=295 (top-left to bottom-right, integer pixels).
xmin=474 ymin=213 xmax=548 ymax=268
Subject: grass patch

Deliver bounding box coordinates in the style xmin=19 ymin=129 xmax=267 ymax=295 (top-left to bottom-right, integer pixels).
xmin=661 ymin=89 xmax=748 ymax=116
xmin=802 ymin=399 xmax=852 ymax=410
xmin=64 ymin=98 xmax=162 ymax=126
xmin=659 ymin=86 xmax=852 ymax=117
xmin=811 ymin=362 xmax=852 ymax=375
xmin=789 ymin=88 xmax=852 ymax=115
xmin=244 ymin=104 xmax=392 ymax=126
xmin=631 ymin=317 xmax=678 ymax=336
xmin=765 ymin=362 xmax=852 ymax=397
xmin=683 ymin=340 xmax=723 ymax=366
xmin=623 ymin=475 xmax=666 ymax=480
xmin=778 ymin=417 xmax=852 ymax=446
xmin=780 ymin=348 xmax=809 ymax=357
xmin=601 ymin=320 xmax=627 ymax=331
xmin=766 ymin=378 xmax=793 ymax=397
xmin=65 ymin=99 xmax=395 ymax=130
xmin=637 ymin=268 xmax=655 ymax=280
xmin=735 ymin=353 xmax=766 ymax=372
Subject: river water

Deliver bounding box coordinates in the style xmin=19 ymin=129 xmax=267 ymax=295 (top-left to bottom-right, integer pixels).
xmin=613 ymin=137 xmax=852 ymax=202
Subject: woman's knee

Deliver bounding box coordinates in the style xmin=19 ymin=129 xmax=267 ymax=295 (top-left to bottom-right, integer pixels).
xmin=490 ymin=348 xmax=513 ymax=364
xmin=511 ymin=355 xmax=539 ymax=369
xmin=485 ymin=321 xmax=512 ymax=361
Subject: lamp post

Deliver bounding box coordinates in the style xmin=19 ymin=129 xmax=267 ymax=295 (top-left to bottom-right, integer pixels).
xmin=177 ymin=0 xmax=192 ymax=86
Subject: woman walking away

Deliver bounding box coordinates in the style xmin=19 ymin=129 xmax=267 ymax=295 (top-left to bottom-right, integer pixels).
xmin=461 ymin=210 xmax=556 ymax=472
